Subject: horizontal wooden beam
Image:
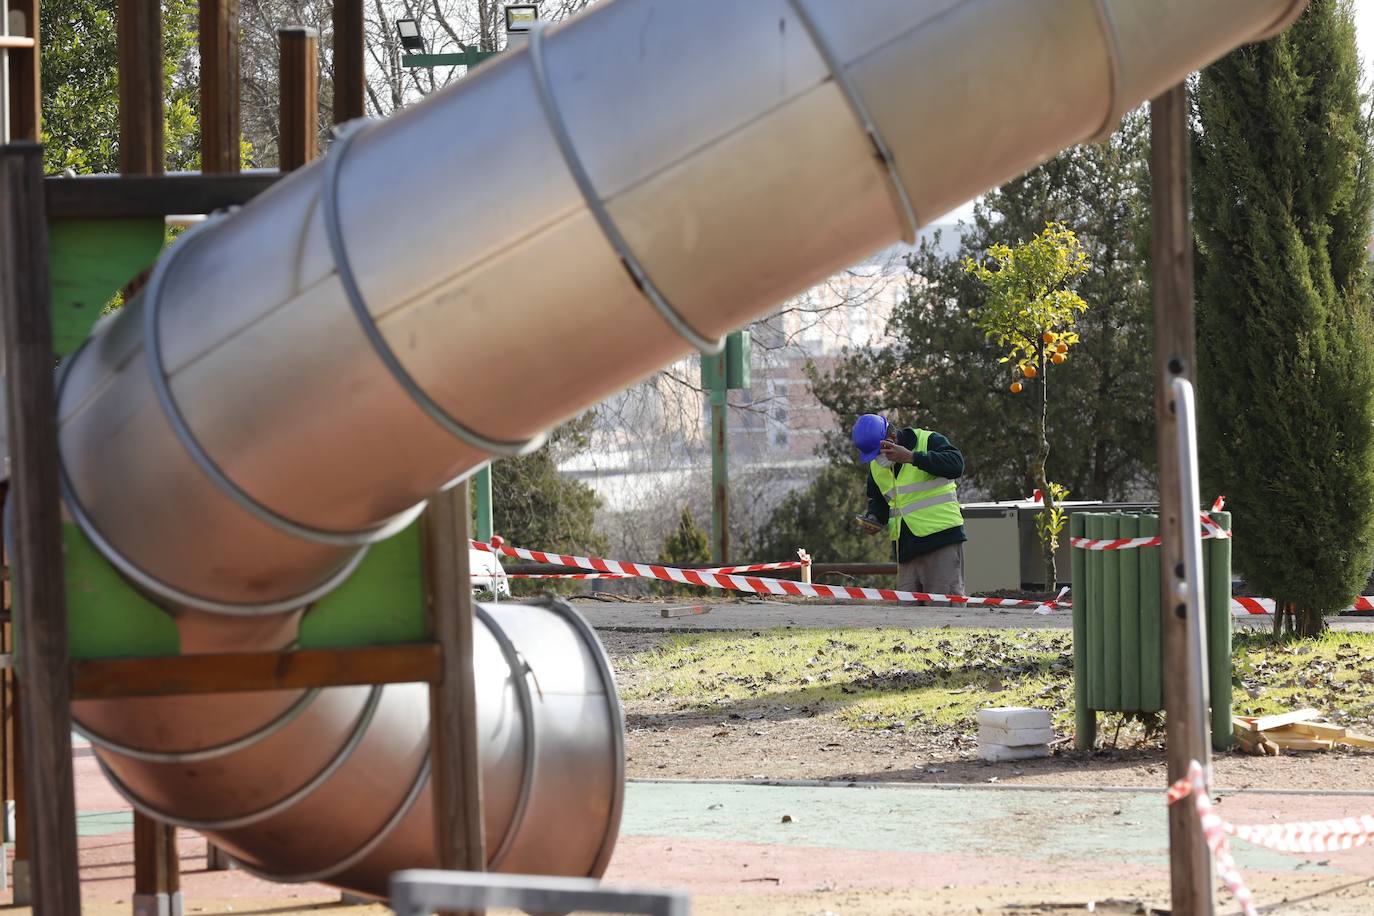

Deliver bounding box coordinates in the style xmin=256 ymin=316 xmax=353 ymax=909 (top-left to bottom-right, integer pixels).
xmin=71 ymin=644 xmax=442 ymax=699
xmin=44 ymin=173 xmax=280 ymax=219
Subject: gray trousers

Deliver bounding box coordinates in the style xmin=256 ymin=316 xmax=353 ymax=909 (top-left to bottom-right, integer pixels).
xmin=896 ymin=542 xmax=965 ymax=599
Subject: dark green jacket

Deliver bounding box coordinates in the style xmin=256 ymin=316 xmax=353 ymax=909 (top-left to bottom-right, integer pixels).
xmin=865 ymin=427 xmax=967 ymax=561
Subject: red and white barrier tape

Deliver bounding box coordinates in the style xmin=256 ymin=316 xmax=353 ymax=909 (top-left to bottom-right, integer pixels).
xmin=1168 ymin=756 xmax=1374 ymax=915
xmin=1167 ymin=760 xmax=1257 ymax=916
xmin=1071 ymin=515 xmax=1231 ymax=551
xmin=473 ymin=537 xmax=1070 ymax=610
xmin=1230 ymin=595 xmax=1374 ymax=617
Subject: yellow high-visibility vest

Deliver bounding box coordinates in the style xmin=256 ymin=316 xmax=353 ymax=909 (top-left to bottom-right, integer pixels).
xmin=869 ymin=428 xmax=964 ymax=539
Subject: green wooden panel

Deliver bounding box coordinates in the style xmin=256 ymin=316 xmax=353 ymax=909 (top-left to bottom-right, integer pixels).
xmin=1138 ymin=515 xmax=1162 ymax=712
xmin=1118 ymin=514 xmax=1141 ymax=711
xmin=62 ymin=523 xmax=180 ymax=660
xmin=48 ymin=218 xmax=166 ymax=357
xmin=1070 ymin=513 xmax=1094 ymax=749
xmin=297 ymin=521 xmax=428 ymax=648
xmin=1086 ymin=514 xmax=1104 ymax=711
xmin=1207 ymin=510 xmax=1233 ymax=750
xmin=1100 ymin=514 xmax=1121 ymax=711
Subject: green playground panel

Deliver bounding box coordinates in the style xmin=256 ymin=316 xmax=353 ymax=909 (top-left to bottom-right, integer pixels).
xmin=32 ymin=217 xmax=432 ymax=662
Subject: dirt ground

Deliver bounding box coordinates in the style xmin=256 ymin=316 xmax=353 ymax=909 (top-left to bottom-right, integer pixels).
xmin=602 ymin=630 xmax=1374 ymax=791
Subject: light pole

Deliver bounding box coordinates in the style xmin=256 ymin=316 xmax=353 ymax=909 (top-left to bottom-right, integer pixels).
xmin=395 ymin=4 xmax=540 ymax=545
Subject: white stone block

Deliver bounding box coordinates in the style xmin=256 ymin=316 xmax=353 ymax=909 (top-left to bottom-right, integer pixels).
xmin=977 ymin=742 xmax=1050 ymax=762
xmin=978 ymin=724 xmax=1055 ymax=747
xmin=976 ymin=707 xmax=1051 ymax=730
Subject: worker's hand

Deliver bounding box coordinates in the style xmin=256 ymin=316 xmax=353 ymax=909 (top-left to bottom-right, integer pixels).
xmin=879 ymin=439 xmax=914 ymax=464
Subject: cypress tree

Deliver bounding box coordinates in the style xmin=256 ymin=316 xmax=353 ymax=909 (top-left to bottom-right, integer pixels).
xmin=1195 ymin=0 xmax=1374 ymax=636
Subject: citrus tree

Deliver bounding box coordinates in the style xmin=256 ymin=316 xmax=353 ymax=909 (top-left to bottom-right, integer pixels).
xmin=964 ymin=222 xmax=1090 ymax=588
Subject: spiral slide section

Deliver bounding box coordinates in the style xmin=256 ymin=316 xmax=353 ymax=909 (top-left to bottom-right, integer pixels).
xmin=39 ymin=0 xmax=1306 ymax=899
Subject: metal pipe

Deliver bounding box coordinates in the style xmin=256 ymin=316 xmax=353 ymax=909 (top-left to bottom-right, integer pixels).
xmin=35 ymin=0 xmax=1306 ymax=899
xmin=1171 ymin=378 xmax=1213 ymax=764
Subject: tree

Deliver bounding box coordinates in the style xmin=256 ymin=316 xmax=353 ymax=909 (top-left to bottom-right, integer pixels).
xmin=1194 ymin=0 xmax=1374 ymax=637
xmin=743 ymin=463 xmax=891 ymax=569
xmin=491 ymin=414 xmax=606 ymax=586
xmin=655 ymin=506 xmax=709 ymax=596
xmin=964 ymin=222 xmax=1090 ymax=588
xmin=40 ymin=0 xmax=202 ymax=174
xmin=810 ymin=113 xmax=1155 ymax=505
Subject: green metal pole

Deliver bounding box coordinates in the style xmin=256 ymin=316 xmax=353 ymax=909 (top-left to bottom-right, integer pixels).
xmin=1207 ymin=510 xmax=1233 ymax=750
xmin=710 ymin=378 xmax=728 ymax=565
xmin=1087 ymin=514 xmax=1105 ymax=712
xmin=1118 ymin=513 xmax=1141 ymax=711
xmin=1102 ymin=513 xmax=1122 ymax=711
xmin=474 ymin=465 xmax=493 ymax=543
xmin=1071 ymin=512 xmax=1095 ymax=749
xmin=1139 ymin=513 xmax=1163 ymax=711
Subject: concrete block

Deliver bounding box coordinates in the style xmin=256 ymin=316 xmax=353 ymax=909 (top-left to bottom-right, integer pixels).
xmin=978 ymin=724 xmax=1055 ymax=747
xmin=976 ymin=706 xmax=1051 ymax=730
xmin=977 ymin=742 xmax=1050 ymax=762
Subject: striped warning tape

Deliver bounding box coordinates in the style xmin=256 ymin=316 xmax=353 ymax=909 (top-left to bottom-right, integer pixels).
xmin=471 ymin=536 xmax=1070 ymax=610
xmin=1168 ymin=758 xmax=1374 ymax=915
xmin=1070 ymin=497 xmax=1230 ymax=551
xmin=1168 ymin=760 xmax=1257 ymax=916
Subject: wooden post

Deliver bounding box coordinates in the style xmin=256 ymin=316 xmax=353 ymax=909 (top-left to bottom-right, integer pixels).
xmin=205 ymin=842 xmax=233 ymax=871
xmin=278 ymin=27 xmax=318 ymax=171
xmin=0 ymin=141 xmax=82 ymax=915
xmin=1150 ymin=85 xmax=1215 ymax=916
xmin=332 ymin=0 xmax=365 ymax=122
xmin=133 ymin=812 xmax=182 ymax=916
xmin=6 ymin=0 xmax=40 ymax=140
xmin=117 ymin=0 xmax=164 ymax=174
xmin=423 ymin=485 xmax=486 ymax=916
xmin=199 ymin=0 xmax=241 ymax=173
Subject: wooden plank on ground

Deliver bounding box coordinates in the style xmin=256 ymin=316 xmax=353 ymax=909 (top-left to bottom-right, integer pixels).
xmin=71 ymin=644 xmax=442 ymax=698
xmin=1336 ymin=732 xmax=1374 ymax=750
xmin=661 ymin=606 xmax=709 ymax=619
xmin=1290 ymin=722 xmax=1347 ymax=740
xmin=1250 ymin=709 xmax=1321 ymax=733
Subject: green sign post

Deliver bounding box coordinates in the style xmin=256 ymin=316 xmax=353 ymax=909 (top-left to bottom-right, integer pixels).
xmin=700 ymin=331 xmax=751 ymax=564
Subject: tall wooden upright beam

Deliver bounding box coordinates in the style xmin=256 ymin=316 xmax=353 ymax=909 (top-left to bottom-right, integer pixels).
xmin=423 ymin=486 xmax=487 ymax=916
xmin=117 ymin=0 xmax=164 ymax=174
xmin=134 ymin=811 xmax=181 ymax=915
xmin=1150 ymin=85 xmax=1215 ymax=916
xmin=333 ymin=0 xmax=365 ymax=122
xmin=0 ymin=142 xmax=82 ymax=916
xmin=200 ymin=0 xmax=241 ymax=173
xmin=6 ymin=0 xmax=40 ymax=140
xmin=278 ymin=27 xmax=319 ymax=171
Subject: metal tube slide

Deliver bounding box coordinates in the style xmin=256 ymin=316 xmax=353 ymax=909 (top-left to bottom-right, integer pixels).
xmin=45 ymin=0 xmax=1304 ymax=899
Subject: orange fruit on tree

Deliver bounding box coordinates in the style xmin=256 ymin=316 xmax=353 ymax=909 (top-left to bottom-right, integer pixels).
xmin=1056 ymin=343 xmax=1068 ymax=353
xmin=1022 ymin=364 xmax=1038 ymax=378
xmin=1010 ymin=381 xmax=1023 ymax=394
xmin=1051 ymin=353 xmax=1066 ymax=365
xmin=1042 ymin=331 xmax=1056 ymax=344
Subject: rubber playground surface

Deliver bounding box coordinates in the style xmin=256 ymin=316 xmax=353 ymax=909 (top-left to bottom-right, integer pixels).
xmin=5 ymin=743 xmax=1374 ymax=915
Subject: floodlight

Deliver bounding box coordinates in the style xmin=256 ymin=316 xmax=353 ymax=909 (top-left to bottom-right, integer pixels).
xmin=395 ymin=18 xmax=425 ymax=53
xmin=504 ymin=4 xmax=539 ymax=33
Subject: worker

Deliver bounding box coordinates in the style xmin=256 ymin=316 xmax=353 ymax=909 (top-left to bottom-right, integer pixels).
xmin=851 ymin=413 xmax=966 ymax=599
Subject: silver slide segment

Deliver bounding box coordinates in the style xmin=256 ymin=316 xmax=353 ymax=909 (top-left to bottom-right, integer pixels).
xmin=50 ymin=0 xmax=1304 ymax=897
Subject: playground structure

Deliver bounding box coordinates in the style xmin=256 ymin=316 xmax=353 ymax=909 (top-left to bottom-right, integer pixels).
xmin=0 ymin=0 xmax=1311 ymax=913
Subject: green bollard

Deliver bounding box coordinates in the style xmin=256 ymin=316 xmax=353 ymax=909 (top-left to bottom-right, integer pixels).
xmin=1071 ymin=512 xmax=1094 ymax=749
xmin=1208 ymin=510 xmax=1233 ymax=750
xmin=1118 ymin=513 xmax=1141 ymax=711
xmin=1101 ymin=513 xmax=1122 ymax=711
xmin=1087 ymin=514 xmax=1106 ymax=712
xmin=1139 ymin=514 xmax=1163 ymax=712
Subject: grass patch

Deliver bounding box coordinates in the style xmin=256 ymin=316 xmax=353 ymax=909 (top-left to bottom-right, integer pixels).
xmin=618 ymin=627 xmax=1374 ymax=739
xmin=618 ymin=628 xmax=1075 ymax=732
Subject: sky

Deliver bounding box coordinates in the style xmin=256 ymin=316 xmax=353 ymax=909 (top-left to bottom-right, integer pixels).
xmin=933 ymin=3 xmax=1374 ymax=224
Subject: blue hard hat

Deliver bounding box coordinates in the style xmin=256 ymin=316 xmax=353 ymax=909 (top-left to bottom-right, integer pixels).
xmin=851 ymin=414 xmax=888 ymax=463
